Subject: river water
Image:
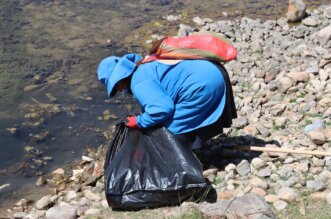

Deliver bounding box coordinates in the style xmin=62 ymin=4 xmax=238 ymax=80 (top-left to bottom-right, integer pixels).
xmin=0 ymin=0 xmax=329 ymax=211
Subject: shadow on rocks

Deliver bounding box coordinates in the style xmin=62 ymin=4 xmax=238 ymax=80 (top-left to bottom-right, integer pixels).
xmin=194 ymin=133 xmax=280 ymax=170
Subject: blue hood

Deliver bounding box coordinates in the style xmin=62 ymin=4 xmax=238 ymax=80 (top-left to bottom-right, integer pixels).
xmin=97 ymin=53 xmax=142 ymax=97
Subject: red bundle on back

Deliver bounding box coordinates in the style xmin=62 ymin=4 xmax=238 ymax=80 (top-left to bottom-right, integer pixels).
xmin=143 ymin=31 xmax=237 ymax=63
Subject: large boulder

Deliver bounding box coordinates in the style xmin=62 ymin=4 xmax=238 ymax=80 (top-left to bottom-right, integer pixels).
xmin=198 ymin=193 xmax=276 ymax=219
xmin=287 ymin=0 xmax=306 ymax=22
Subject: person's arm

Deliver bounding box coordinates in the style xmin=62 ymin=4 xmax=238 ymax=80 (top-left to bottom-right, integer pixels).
xmin=132 ymin=79 xmax=174 ymax=128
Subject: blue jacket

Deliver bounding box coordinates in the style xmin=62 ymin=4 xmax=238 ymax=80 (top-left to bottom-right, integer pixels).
xmin=131 ymin=60 xmax=226 ymax=134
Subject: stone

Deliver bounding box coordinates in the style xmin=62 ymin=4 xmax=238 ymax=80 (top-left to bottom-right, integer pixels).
xmin=304 ymin=119 xmax=325 ymax=133
xmin=257 ymin=166 xmax=272 ymax=177
xmin=324 ymin=6 xmax=331 ymax=19
xmin=217 ymin=191 xmax=233 ymax=200
xmin=52 ymin=168 xmax=65 ymax=175
xmin=274 ymin=117 xmax=287 ymax=128
xmin=278 ymin=77 xmax=293 ymax=93
xmin=287 ymin=0 xmax=306 ymax=22
xmin=199 ymin=193 xmax=276 ymax=219
xmin=13 ymin=212 xmax=28 ymax=218
xmin=251 ymin=157 xmax=265 ymax=169
xmin=250 ymin=187 xmax=267 ymax=196
xmin=315 ymin=26 xmax=331 ymax=45
xmin=273 ymin=200 xmax=288 ymax=211
xmin=83 ymin=190 xmax=101 ymax=201
xmin=84 ymin=208 xmax=102 ymax=215
xmin=46 ymin=206 xmax=77 ymax=219
xmin=287 ymin=71 xmax=309 ymax=82
xmin=309 ymin=192 xmax=327 ymax=201
xmin=277 ymin=187 xmax=298 ymax=202
xmin=265 ymin=195 xmax=280 ymax=203
xmin=250 ymin=177 xmax=268 ymax=189
xmin=306 ymin=180 xmax=326 ymax=191
xmin=236 ymin=160 xmax=251 ymax=176
xmin=307 ymin=130 xmax=326 ymax=145
xmin=326 ymin=192 xmax=331 ymax=205
xmin=302 ymin=17 xmax=318 ymax=27
xmin=225 ymin=163 xmax=236 ymax=173
xmin=66 ymin=191 xmax=78 ymax=201
xmin=36 ymin=195 xmax=52 ymax=210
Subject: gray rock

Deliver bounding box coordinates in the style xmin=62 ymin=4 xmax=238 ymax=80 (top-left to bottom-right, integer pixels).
xmin=251 ymin=157 xmax=266 ymax=170
xmin=324 ymin=6 xmax=331 ymax=19
xmin=46 ymin=206 xmax=77 ymax=219
xmin=236 ymin=160 xmax=252 ymax=176
xmin=199 ymin=193 xmax=276 ymax=219
xmin=256 ymin=125 xmax=271 ymax=137
xmin=36 ymin=195 xmax=52 ymax=210
xmin=315 ymin=26 xmax=331 ymax=45
xmin=273 ymin=200 xmax=288 ymax=211
xmin=306 ymin=180 xmax=326 ymax=191
xmin=304 ymin=119 xmax=325 ymax=133
xmin=257 ymin=166 xmax=272 ymax=177
xmin=278 ymin=77 xmax=293 ymax=93
xmin=233 ymin=117 xmax=248 ymax=128
xmin=326 ymin=192 xmax=331 ymax=205
xmin=302 ymin=17 xmax=318 ymax=27
xmin=306 ymin=66 xmax=319 ymax=74
xmin=13 ymin=212 xmax=28 ymax=219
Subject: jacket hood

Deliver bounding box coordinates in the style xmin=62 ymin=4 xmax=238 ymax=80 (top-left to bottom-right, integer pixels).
xmin=97 ymin=53 xmax=142 ymax=97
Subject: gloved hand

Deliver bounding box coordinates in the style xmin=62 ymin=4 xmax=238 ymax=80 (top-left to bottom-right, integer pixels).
xmin=125 ymin=116 xmax=138 ymax=128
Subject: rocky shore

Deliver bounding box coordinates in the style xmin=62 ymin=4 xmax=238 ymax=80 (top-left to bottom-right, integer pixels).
xmin=3 ymin=3 xmax=331 ymax=219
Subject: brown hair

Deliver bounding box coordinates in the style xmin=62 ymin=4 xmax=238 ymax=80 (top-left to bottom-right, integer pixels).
xmin=135 ymin=38 xmax=165 ymax=68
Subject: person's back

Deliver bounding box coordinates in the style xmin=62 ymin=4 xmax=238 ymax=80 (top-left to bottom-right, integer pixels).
xmin=131 ymin=59 xmax=226 ymax=134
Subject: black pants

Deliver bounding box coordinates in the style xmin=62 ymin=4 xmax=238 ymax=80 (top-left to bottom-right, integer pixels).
xmin=175 ymin=115 xmax=224 ymax=150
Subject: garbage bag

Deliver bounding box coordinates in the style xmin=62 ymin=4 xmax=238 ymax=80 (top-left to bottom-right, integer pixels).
xmin=104 ymin=123 xmax=209 ymax=210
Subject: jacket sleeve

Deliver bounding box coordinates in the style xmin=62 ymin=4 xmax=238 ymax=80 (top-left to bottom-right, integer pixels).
xmin=132 ymin=79 xmax=174 ymax=128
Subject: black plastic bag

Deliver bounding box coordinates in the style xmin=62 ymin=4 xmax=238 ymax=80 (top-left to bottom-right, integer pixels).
xmin=104 ymin=123 xmax=209 ymax=210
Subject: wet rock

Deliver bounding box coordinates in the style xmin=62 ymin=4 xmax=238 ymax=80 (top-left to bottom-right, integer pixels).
xmin=36 ymin=176 xmax=47 ymax=187
xmin=52 ymin=168 xmax=65 ymax=175
xmin=46 ymin=206 xmax=77 ymax=219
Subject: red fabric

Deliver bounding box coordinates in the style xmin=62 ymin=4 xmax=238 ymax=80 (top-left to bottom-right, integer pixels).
xmin=125 ymin=116 xmax=138 ymax=128
xmin=142 ymin=33 xmax=237 ymax=63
